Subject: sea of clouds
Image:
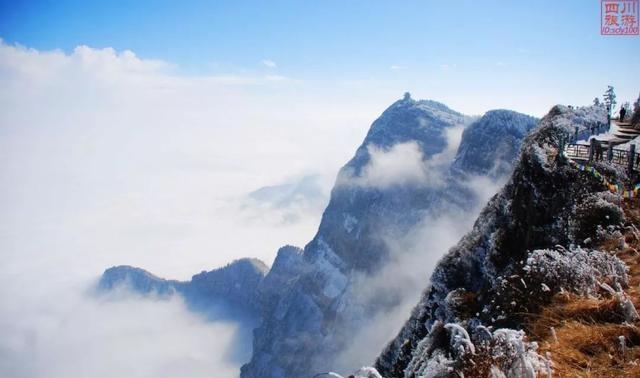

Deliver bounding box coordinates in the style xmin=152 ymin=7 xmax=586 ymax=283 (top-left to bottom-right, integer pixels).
xmin=0 ymin=40 xmax=386 ymax=378
xmin=0 ymin=40 xmax=509 ymax=377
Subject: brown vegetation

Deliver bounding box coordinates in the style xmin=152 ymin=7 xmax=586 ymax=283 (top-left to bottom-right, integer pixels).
xmin=527 ymin=202 xmax=640 ymax=377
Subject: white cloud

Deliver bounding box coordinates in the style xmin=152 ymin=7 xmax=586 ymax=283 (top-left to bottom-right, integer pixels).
xmin=343 ymin=125 xmax=465 ymax=189
xmin=334 ymin=212 xmax=475 ymax=369
xmin=390 ymin=65 xmax=407 ymax=71
xmin=0 ymin=39 xmax=508 ymax=377
xmin=261 ymin=59 xmax=277 ymax=68
xmin=241 ymin=174 xmax=330 ymax=225
xmin=0 ymin=40 xmax=380 ymax=378
xmin=333 ymin=172 xmax=507 ymax=370
xmin=0 ymin=282 xmax=248 ymax=378
xmin=0 ymin=40 xmax=374 ymax=274
xmin=360 ymin=142 xmax=430 ymax=188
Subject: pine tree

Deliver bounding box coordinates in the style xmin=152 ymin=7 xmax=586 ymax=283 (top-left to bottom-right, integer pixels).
xmin=603 ymin=86 xmax=617 ymax=117
xmin=593 ymin=97 xmax=601 ymax=106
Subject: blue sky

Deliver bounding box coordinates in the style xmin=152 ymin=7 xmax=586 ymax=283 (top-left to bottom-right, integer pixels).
xmin=1 ymin=0 xmax=639 ymax=114
xmin=0 ymin=3 xmax=639 ymax=376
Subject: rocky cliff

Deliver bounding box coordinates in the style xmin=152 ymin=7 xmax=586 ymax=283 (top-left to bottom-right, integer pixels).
xmin=98 ymin=94 xmax=539 ymax=378
xmin=241 ymin=97 xmax=538 ymax=378
xmin=374 ymin=104 xmax=624 ymax=377
xmin=451 ymin=109 xmax=538 ymax=178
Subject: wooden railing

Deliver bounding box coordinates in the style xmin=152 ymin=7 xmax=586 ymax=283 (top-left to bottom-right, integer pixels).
xmin=564 ymin=142 xmax=640 ymax=173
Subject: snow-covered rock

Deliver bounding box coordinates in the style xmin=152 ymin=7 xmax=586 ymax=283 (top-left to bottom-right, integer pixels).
xmin=98 ymin=94 xmax=539 ymax=378
xmin=451 ymin=109 xmax=537 ymax=178
xmin=375 ymin=104 xmax=619 ymax=377
xmin=242 ymin=96 xmax=538 ymax=378
xmin=242 ymin=95 xmax=475 ymax=378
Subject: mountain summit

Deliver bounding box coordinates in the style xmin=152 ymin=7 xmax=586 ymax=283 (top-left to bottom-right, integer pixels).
xmin=375 ymin=104 xmax=627 ymax=377
xmin=99 ymin=94 xmax=538 ymax=378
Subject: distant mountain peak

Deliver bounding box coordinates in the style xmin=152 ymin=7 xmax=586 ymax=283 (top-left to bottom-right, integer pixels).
xmin=450 ymin=109 xmax=538 ymax=177
xmin=375 ymin=103 xmax=614 ymax=377
xmin=97 ymin=95 xmax=541 ymax=378
xmin=99 ymin=257 xmax=269 ymax=315
xmin=386 ymin=93 xmax=462 ymax=118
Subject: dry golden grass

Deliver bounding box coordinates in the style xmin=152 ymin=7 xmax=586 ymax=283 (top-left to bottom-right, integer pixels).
xmin=527 ymin=201 xmax=640 ymax=377
xmin=538 ymin=322 xmax=640 ymax=377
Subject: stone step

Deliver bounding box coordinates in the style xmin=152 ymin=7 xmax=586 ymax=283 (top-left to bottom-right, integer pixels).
xmin=613 ymin=136 xmax=638 ymax=142
xmin=615 ymin=129 xmax=640 ymax=135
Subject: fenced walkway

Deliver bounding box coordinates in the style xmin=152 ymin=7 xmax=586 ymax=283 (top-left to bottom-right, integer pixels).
xmin=571 ymin=121 xmax=610 ymax=143
xmin=564 ymin=117 xmax=640 ymax=174
xmin=564 ymin=141 xmax=640 ymax=173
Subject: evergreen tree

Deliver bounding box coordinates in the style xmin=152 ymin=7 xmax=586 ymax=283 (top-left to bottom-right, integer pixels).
xmin=603 ymin=86 xmax=617 ymax=116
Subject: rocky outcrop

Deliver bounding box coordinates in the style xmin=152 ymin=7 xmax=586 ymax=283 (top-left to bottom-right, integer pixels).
xmin=434 ymin=110 xmax=538 ymax=213
xmin=97 ymin=94 xmax=541 ymax=378
xmin=451 ymin=109 xmax=537 ymax=178
xmin=304 ymin=95 xmax=472 ymax=273
xmin=241 ymin=97 xmax=540 ymax=378
xmin=100 ymin=265 xmax=181 ymax=295
xmin=375 ymin=104 xmax=614 ymax=377
xmin=99 ymin=258 xmax=268 ymax=315
xmin=241 ymin=95 xmax=473 ymax=378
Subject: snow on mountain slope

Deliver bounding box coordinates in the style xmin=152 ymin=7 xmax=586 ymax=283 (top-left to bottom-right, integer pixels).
xmin=451 ymin=110 xmax=538 ymax=178
xmin=304 ymin=94 xmax=472 ymax=272
xmin=241 ymin=97 xmax=539 ymax=378
xmin=374 ymin=104 xmax=623 ymax=377
xmin=98 ymin=94 xmax=540 ymax=378
xmin=240 ymin=95 xmax=477 ymax=378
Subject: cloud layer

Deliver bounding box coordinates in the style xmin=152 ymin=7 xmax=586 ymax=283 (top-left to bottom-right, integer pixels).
xmin=334 ymin=174 xmax=507 ymax=370
xmin=0 ymin=40 xmax=508 ymax=377
xmin=360 ymin=142 xmax=431 ymax=188
xmin=0 ymin=283 xmax=249 ymax=378
xmin=343 ymin=125 xmax=465 ymax=189
xmin=0 ymin=41 xmax=383 ymax=377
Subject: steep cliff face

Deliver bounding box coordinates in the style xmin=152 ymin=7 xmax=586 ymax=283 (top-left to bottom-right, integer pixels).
xmin=451 ymin=109 xmax=538 ymax=178
xmin=434 ymin=110 xmax=538 ymax=213
xmin=97 ymin=95 xmax=540 ymax=378
xmin=375 ymin=104 xmax=617 ymax=377
xmin=305 ymin=95 xmax=472 ymax=273
xmin=241 ymin=96 xmax=474 ymax=378
xmin=241 ymin=99 xmax=540 ymax=378
xmin=256 ymin=245 xmax=305 ymax=314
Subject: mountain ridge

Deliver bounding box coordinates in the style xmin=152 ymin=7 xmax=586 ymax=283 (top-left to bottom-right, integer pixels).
xmin=97 ymin=94 xmax=539 ymax=378
xmin=374 ymin=103 xmax=619 ymax=377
